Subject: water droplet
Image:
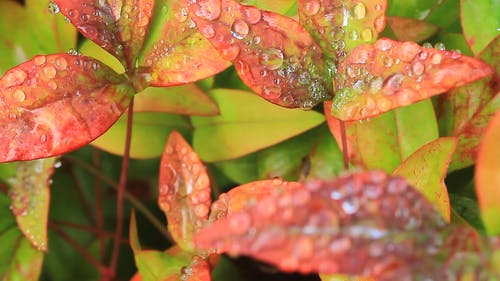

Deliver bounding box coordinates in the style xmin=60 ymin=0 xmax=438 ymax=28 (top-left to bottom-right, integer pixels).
xmin=352 ymin=3 xmax=366 ymax=19
xmin=4 ymin=69 xmax=28 ymax=87
xmin=375 ymin=4 xmax=383 ymax=11
xmin=342 ymin=197 xmax=360 ymax=214
xmin=361 ymin=28 xmax=372 ymax=41
xmin=434 ymin=42 xmax=446 ymax=50
xmin=231 ymin=19 xmax=249 ymax=39
xmin=369 ymin=76 xmax=384 ymax=91
xmin=194 ymin=204 xmax=209 ymax=218
xmin=229 ymin=212 xmax=251 ymax=235
xmin=349 ymin=30 xmax=359 ymax=40
xmin=346 ymin=65 xmax=360 ymax=78
xmin=54 ymin=161 xmax=62 ymax=168
xmin=331 ymin=27 xmax=345 ymax=40
xmin=40 ymin=134 xmax=47 ymax=144
xmin=13 ymin=89 xmax=26 ymax=102
xmin=411 ymin=61 xmax=425 ymax=76
xmin=383 ymin=72 xmax=404 ymax=95
xmin=373 ymin=16 xmax=385 ymax=32
xmin=431 ymin=53 xmax=442 ymax=64
xmin=68 ymin=48 xmax=79 ymax=55
xmin=195 ymin=0 xmax=221 ymax=20
xmin=55 ymin=57 xmax=68 ymax=70
xmin=68 ymin=9 xmax=78 ymax=18
xmin=243 ymin=6 xmax=261 ymax=24
xmin=422 ymin=42 xmax=432 ymax=49
xmin=351 ymin=48 xmax=371 ymax=64
xmin=34 ymin=56 xmax=46 ymax=66
xmin=375 ymin=38 xmax=393 ymax=51
xmin=272 ymin=177 xmax=283 ymax=185
xmin=219 ymin=44 xmax=240 ymax=60
xmin=260 ymin=48 xmax=284 ymax=70
xmin=302 ymin=0 xmax=321 ymax=16
xmin=42 ymin=66 xmax=57 ymax=79
xmin=48 ymin=1 xmax=59 ymax=14
xmin=159 ymin=200 xmax=170 ymax=212
xmin=80 ymin=13 xmax=90 ymax=22
xmin=399 ymin=41 xmax=420 ymax=62
xmin=200 ymin=24 xmax=215 ymax=38
xmin=262 ymin=85 xmax=282 ymax=99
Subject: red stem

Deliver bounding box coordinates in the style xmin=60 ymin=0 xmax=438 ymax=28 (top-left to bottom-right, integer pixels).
xmin=93 ymin=148 xmax=105 ymax=262
xmin=109 ymin=97 xmax=134 ymax=275
xmin=51 ymin=220 xmax=129 ymax=243
xmin=339 ymin=119 xmax=349 ymax=170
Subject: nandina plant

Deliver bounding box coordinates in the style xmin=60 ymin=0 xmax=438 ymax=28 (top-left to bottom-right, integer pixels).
xmin=0 ymin=0 xmax=498 ymax=280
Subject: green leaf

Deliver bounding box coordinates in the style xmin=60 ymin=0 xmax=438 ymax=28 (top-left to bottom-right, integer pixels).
xmin=91 ymin=112 xmax=191 ymax=159
xmin=460 ymin=0 xmax=500 ymax=55
xmin=215 ymin=154 xmax=259 ymax=184
xmin=78 ymin=39 xmax=125 ymax=74
xmin=192 ymin=89 xmax=325 ymax=162
xmin=306 ymin=125 xmax=344 ymax=180
xmin=241 ymin=0 xmax=297 ymax=14
xmin=325 ymin=99 xmax=439 ymax=172
xmin=393 ymin=137 xmax=457 ymax=222
xmin=9 ymin=158 xmax=55 ymax=251
xmin=475 ymin=110 xmax=500 ymax=235
xmin=434 ymin=32 xmax=474 ymax=56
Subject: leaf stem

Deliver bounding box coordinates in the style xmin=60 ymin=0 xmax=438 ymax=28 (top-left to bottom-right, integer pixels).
xmin=339 ymin=119 xmax=349 ymax=170
xmin=110 ymin=97 xmax=134 ymax=275
xmin=92 ymin=148 xmax=106 ymax=262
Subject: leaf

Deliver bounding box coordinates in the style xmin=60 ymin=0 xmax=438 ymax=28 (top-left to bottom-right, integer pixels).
xmin=434 ymin=32 xmax=474 ymax=57
xmin=460 ymin=0 xmax=500 ymax=55
xmin=386 ymin=16 xmax=438 ymax=43
xmin=195 ymin=171 xmax=447 ymax=277
xmin=393 ymin=138 xmax=456 ymax=222
xmin=240 ymin=0 xmax=297 ymax=15
xmin=475 ymin=110 xmax=500 ymax=235
xmin=387 ymin=0 xmax=459 ymax=29
xmin=138 ymin=0 xmax=230 ymax=86
xmin=298 ymin=0 xmax=387 ymax=57
xmin=330 ymin=38 xmax=494 ymax=120
xmin=325 ymin=100 xmax=439 ymax=172
xmin=54 ymin=0 xmax=154 ymax=68
xmin=159 ymin=131 xmax=211 ymax=251
xmin=91 ymin=112 xmax=192 ymax=159
xmin=0 ymin=193 xmax=44 ymax=280
xmin=189 ymin=0 xmax=331 ymax=108
xmin=215 ymin=154 xmax=259 ymax=184
xmin=306 ymin=126 xmax=344 ymax=180
xmin=8 ymin=158 xmax=56 ymax=251
xmin=192 ymin=89 xmax=325 ymax=162
xmin=0 ymin=1 xmax=27 ymax=73
xmin=0 ymin=54 xmax=134 ymax=162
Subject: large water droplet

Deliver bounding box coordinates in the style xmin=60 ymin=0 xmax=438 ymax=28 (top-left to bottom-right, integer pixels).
xmin=434 ymin=42 xmax=446 ymax=50
xmin=34 ymin=56 xmax=46 ymax=66
xmin=375 ymin=38 xmax=393 ymax=51
xmin=4 ymin=69 xmax=28 ymax=87
xmin=243 ymin=6 xmax=261 ymax=24
xmin=399 ymin=41 xmax=420 ymax=62
xmin=48 ymin=1 xmax=59 ymax=14
xmin=13 ymin=89 xmax=26 ymax=102
xmin=352 ymin=3 xmax=366 ymax=19
xmin=195 ymin=0 xmax=221 ymax=21
xmin=260 ymin=48 xmax=284 ymax=70
xmin=231 ymin=19 xmax=249 ymax=40
xmin=411 ymin=61 xmax=425 ymax=76
xmin=383 ymin=72 xmax=404 ymax=95
xmin=200 ymin=24 xmax=215 ymax=39
xmin=55 ymin=57 xmax=68 ymax=70
xmin=373 ymin=16 xmax=385 ymax=32
xmin=42 ymin=66 xmax=57 ymax=79
xmin=302 ymin=0 xmax=321 ymax=16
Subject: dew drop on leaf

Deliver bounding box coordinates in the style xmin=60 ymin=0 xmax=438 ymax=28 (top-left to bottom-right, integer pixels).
xmin=360 ymin=28 xmax=372 ymax=41
xmin=243 ymin=6 xmax=261 ymax=24
xmin=13 ymin=89 xmax=26 ymax=102
xmin=34 ymin=56 xmax=46 ymax=66
xmin=431 ymin=53 xmax=442 ymax=64
xmin=352 ymin=3 xmax=366 ymax=20
xmin=231 ymin=19 xmax=249 ymax=40
xmin=260 ymin=48 xmax=284 ymax=70
xmin=220 ymin=44 xmax=240 ymax=60
xmin=195 ymin=0 xmax=221 ymax=20
xmin=301 ymin=0 xmax=321 ymax=16
xmin=383 ymin=72 xmax=404 ymax=95
xmin=411 ymin=61 xmax=425 ymax=76
xmin=434 ymin=42 xmax=446 ymax=50
xmin=200 ymin=24 xmax=216 ymax=39
xmin=48 ymin=1 xmax=60 ymax=14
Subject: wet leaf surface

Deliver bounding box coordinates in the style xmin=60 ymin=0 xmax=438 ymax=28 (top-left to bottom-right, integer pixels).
xmin=192 ymin=89 xmax=325 ymax=162
xmin=475 ymin=110 xmax=500 ymax=235
xmin=196 ymin=171 xmax=450 ymax=277
xmin=139 ymin=0 xmax=230 ymax=86
xmin=461 ymin=0 xmax=500 ymax=55
xmin=330 ymin=38 xmax=494 ymax=120
xmin=8 ymin=158 xmax=56 ymax=251
xmin=159 ymin=131 xmax=211 ymax=251
xmin=393 ymin=137 xmax=456 ymax=222
xmin=0 ymin=54 xmax=134 ymax=162
xmin=189 ymin=0 xmax=330 ymax=109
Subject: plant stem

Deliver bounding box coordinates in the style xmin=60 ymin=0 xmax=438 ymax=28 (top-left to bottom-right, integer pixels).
xmin=110 ymin=97 xmax=134 ymax=275
xmin=51 ymin=220 xmax=128 ymax=243
xmin=339 ymin=119 xmax=349 ymax=170
xmin=92 ymin=148 xmax=105 ymax=262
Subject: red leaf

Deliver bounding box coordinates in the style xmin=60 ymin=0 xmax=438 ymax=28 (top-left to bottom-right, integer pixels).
xmin=189 ymin=0 xmax=331 ymax=109
xmin=209 ymin=178 xmax=303 ymax=222
xmin=139 ymin=0 xmax=230 ymax=86
xmin=195 ymin=171 xmax=447 ymax=277
xmin=330 ymin=38 xmax=494 ymax=120
xmin=54 ymin=0 xmax=154 ymax=69
xmin=0 ymin=54 xmax=133 ymax=162
xmin=182 ymin=256 xmax=212 ymax=281
xmin=159 ymin=131 xmax=211 ymax=251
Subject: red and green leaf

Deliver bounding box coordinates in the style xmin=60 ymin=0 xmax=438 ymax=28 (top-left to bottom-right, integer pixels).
xmin=138 ymin=0 xmax=230 ymax=86
xmin=330 ymin=38 xmax=494 ymax=120
xmin=0 ymin=54 xmax=133 ymax=162
xmin=159 ymin=131 xmax=211 ymax=252
xmin=386 ymin=16 xmax=439 ymax=43
xmin=461 ymin=0 xmax=500 ymax=55
xmin=189 ymin=0 xmax=331 ymax=108
xmin=196 ymin=171 xmax=448 ymax=277
xmin=393 ymin=137 xmax=457 ymax=222
xmin=475 ymin=110 xmax=500 ymax=235
xmin=8 ymin=158 xmax=56 ymax=251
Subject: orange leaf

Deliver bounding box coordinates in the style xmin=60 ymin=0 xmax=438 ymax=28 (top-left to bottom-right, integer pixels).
xmin=0 ymin=54 xmax=133 ymax=162
xmin=331 ymin=38 xmax=494 ymax=120
xmin=189 ymin=0 xmax=331 ymax=109
xmin=159 ymin=131 xmax=211 ymax=251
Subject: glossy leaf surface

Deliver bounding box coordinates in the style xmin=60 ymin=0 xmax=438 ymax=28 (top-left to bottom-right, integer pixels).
xmin=196 ymin=171 xmax=447 ymax=277
xmin=242 ymin=0 xmax=297 ymax=15
xmin=0 ymin=54 xmax=133 ymax=162
xmin=92 ymin=112 xmax=191 ymax=159
xmin=189 ymin=0 xmax=330 ymax=109
xmin=386 ymin=16 xmax=438 ymax=43
xmin=475 ymin=110 xmax=500 ymax=235
xmin=192 ymin=89 xmax=325 ymax=162
xmin=54 ymin=0 xmax=154 ymax=68
xmin=159 ymin=131 xmax=211 ymax=251
xmin=393 ymin=138 xmax=456 ymax=222
xmin=331 ymin=38 xmax=494 ymax=120
xmin=0 ymin=193 xmax=43 ymax=280
xmin=9 ymin=158 xmax=55 ymax=251
xmin=139 ymin=0 xmax=230 ymax=86
xmin=325 ymin=100 xmax=439 ymax=172
xmin=461 ymin=0 xmax=500 ymax=55
xmin=298 ymin=0 xmax=387 ymax=57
